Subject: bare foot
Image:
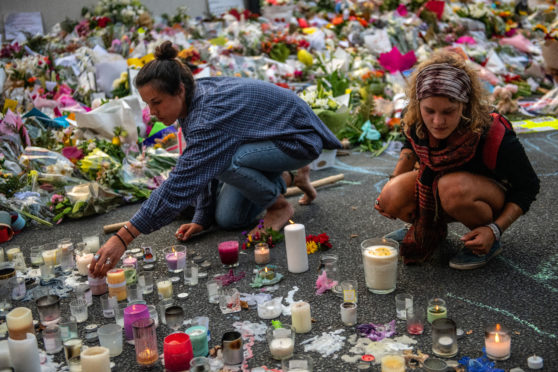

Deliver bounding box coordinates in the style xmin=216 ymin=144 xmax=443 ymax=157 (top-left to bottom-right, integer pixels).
xmin=293 ymin=165 xmax=316 ymax=205
xmin=249 ymin=195 xmax=294 ymax=235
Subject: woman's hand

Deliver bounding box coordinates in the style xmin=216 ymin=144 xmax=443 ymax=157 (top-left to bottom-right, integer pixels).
xmin=460 ymin=226 xmax=495 ymax=255
xmin=89 ymin=235 xmax=127 ymax=277
xmin=175 ymin=223 xmax=203 ymax=241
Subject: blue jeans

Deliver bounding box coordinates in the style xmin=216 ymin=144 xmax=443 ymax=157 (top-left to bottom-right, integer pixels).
xmin=215 ymin=141 xmax=312 ymax=229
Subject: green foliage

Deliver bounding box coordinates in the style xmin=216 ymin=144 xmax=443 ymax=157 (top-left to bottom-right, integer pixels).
xmin=0 ymin=174 xmax=26 ymax=198
xmin=269 ymin=43 xmax=290 ymax=63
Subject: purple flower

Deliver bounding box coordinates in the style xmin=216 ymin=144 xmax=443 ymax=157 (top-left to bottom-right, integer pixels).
xmin=357 ymin=320 xmax=396 ymax=341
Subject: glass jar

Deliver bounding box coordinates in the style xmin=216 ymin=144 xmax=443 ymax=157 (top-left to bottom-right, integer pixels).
xmin=43 ymin=325 xmax=63 ymax=354
xmin=432 ymin=318 xmax=458 ymax=358
xmin=132 ymin=318 xmax=158 ymax=367
xmin=360 ymin=238 xmax=399 ymax=294
xmin=319 ymin=253 xmax=341 ymax=294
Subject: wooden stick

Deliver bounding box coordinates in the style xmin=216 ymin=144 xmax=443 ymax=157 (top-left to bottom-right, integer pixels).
xmin=103 ymin=221 xmax=127 ymax=234
xmin=285 ymin=173 xmax=345 ymax=196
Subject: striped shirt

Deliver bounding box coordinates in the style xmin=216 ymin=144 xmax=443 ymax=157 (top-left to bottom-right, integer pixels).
xmin=130 ymin=77 xmax=342 ymax=233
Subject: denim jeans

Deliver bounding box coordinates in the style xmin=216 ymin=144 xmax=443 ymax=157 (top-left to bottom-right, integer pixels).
xmin=215 ymin=141 xmax=312 ymax=229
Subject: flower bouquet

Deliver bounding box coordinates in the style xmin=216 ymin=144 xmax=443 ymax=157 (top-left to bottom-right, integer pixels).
xmin=241 ymin=219 xmax=284 ymax=249
xmin=306 ymin=233 xmax=332 ymax=254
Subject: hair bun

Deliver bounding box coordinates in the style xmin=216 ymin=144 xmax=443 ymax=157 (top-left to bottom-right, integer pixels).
xmin=155 ymin=41 xmax=178 ymax=60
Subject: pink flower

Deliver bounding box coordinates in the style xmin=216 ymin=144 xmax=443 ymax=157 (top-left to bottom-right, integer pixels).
xmin=51 ymin=194 xmax=64 ymax=204
xmin=142 ymin=106 xmax=151 ymax=125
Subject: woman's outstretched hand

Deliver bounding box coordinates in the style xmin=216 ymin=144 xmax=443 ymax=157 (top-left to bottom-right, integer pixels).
xmin=175 ymin=223 xmax=203 ymax=241
xmin=89 ymin=236 xmax=127 ymax=277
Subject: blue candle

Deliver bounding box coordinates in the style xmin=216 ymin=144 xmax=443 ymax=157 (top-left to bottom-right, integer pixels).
xmin=185 ymin=326 xmax=208 ymax=357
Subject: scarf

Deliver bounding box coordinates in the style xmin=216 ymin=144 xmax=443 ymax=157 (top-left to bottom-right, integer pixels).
xmin=401 ymin=126 xmax=481 ymax=263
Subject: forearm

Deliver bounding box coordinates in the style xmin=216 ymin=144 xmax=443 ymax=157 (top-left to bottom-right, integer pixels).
xmin=391 ymin=149 xmax=417 ymax=177
xmin=116 ymin=222 xmax=142 ymax=247
xmin=494 ymin=202 xmax=523 ymax=233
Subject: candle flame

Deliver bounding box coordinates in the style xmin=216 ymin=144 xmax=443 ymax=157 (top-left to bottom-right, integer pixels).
xmin=435 ymin=305 xmax=439 ymax=311
xmin=264 ymin=267 xmax=268 ymax=273
xmin=172 ymin=246 xmax=176 ymax=253
xmin=288 ymin=219 xmax=294 ymax=224
xmin=495 ymin=323 xmax=501 ymax=331
xmin=495 ymin=332 xmax=500 ymax=343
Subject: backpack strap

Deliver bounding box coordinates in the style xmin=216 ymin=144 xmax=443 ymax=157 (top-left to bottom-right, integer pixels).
xmin=483 ymin=113 xmax=512 ymax=170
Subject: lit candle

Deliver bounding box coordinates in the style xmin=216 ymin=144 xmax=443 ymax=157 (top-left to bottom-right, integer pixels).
xmin=485 ymin=324 xmax=511 ymax=361
xmin=42 ymin=249 xmax=57 ymax=266
xmin=157 ymin=280 xmax=173 ymax=299
xmin=254 ymin=243 xmax=270 ymax=265
xmin=138 ymin=348 xmax=158 ymax=366
xmin=123 ymin=255 xmax=138 ymax=269
xmin=269 ymin=337 xmax=294 ymax=360
xmin=76 ymin=253 xmax=94 ymax=276
xmin=123 ymin=304 xmax=150 ymax=342
xmin=185 ymin=326 xmax=209 ymax=357
xmin=82 ymin=235 xmax=100 ymax=253
xmin=6 ymin=247 xmax=21 ymax=261
xmin=80 ymin=346 xmax=110 ymax=372
xmin=7 ymin=333 xmax=41 ymax=372
xmin=284 ymin=222 xmax=308 ymax=273
xmin=259 ymin=266 xmax=275 ymax=280
xmin=381 ymin=354 xmax=405 ymax=372
xmin=164 ymin=333 xmax=194 ymax=371
xmin=6 ymin=307 xmax=35 ymax=341
xmin=362 ymin=245 xmax=398 ymax=293
xmin=291 ymin=301 xmax=311 ymax=334
xmin=427 ymin=298 xmax=448 ymax=323
xmin=165 ymin=247 xmax=186 ymax=272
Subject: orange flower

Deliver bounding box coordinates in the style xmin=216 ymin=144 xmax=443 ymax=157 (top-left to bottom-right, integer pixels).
xmin=387 ymin=117 xmax=401 ymax=128
xmin=27 ymin=77 xmax=37 ymax=84
xmin=332 ymin=15 xmax=344 ymax=26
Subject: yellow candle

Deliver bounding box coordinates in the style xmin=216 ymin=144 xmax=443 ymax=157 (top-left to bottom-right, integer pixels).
xmin=6 ymin=307 xmax=35 ymax=340
xmin=6 ymin=247 xmax=21 ymax=261
xmin=381 ymin=355 xmax=405 ymax=372
xmin=291 ymin=301 xmax=311 ymax=333
xmin=42 ymin=249 xmax=57 ymax=266
xmin=81 ymin=346 xmax=110 ymax=372
xmin=107 ymin=269 xmax=125 ymax=285
xmin=157 ymin=280 xmax=173 ymax=299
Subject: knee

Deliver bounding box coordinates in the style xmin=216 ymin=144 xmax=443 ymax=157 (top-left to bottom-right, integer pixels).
xmin=215 ymin=211 xmax=245 ymax=230
xmin=438 ymin=173 xmax=471 ymax=213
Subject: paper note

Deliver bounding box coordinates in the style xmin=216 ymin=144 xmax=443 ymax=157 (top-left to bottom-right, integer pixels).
xmin=208 ymin=0 xmax=244 ymax=16
xmin=4 ymin=12 xmax=44 ymax=40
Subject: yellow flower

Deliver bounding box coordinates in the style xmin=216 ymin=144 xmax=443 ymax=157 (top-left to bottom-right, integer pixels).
xmin=306 ymin=241 xmax=318 ymax=254
xmin=112 ymin=136 xmax=121 ymax=146
xmin=297 ymin=49 xmax=313 ymax=67
xmin=533 ymin=24 xmax=548 ymax=34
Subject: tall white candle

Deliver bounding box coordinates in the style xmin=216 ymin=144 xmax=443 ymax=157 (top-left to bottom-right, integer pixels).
xmin=362 ymin=245 xmax=398 ymax=292
xmin=284 ymin=223 xmax=308 ymax=273
xmin=81 ymin=346 xmax=110 ymax=372
xmin=8 ymin=333 xmax=41 ymax=372
xmin=291 ymin=301 xmax=311 ymax=333
xmin=0 ymin=340 xmax=11 ymax=369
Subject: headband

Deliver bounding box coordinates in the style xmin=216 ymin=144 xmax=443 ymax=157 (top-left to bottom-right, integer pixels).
xmin=416 ymin=63 xmax=472 ymax=103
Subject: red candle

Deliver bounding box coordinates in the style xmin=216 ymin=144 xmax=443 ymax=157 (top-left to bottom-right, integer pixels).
xmin=218 ymin=241 xmax=239 ymax=266
xmin=163 ymin=333 xmax=193 ymax=372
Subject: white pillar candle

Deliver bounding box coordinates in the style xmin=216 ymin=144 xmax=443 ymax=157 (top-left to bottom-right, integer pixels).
xmin=76 ymin=253 xmax=94 ymax=276
xmin=8 ymin=333 xmax=41 ymax=372
xmin=362 ymin=245 xmax=398 ymax=292
xmin=284 ymin=223 xmax=308 ymax=273
xmin=269 ymin=337 xmax=294 ymax=360
xmin=291 ymin=301 xmax=311 ymax=333
xmin=340 ymin=302 xmax=357 ymax=326
xmin=81 ymin=346 xmax=110 ymax=372
xmin=0 ymin=340 xmax=12 ymax=369
xmin=42 ymin=249 xmax=57 ymax=266
xmin=6 ymin=307 xmax=34 ymax=341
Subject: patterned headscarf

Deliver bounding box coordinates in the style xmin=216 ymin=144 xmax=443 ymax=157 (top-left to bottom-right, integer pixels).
xmin=416 ymin=63 xmax=472 ymax=103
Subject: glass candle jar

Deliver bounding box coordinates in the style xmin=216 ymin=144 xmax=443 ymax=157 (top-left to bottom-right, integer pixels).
xmin=206 ymin=279 xmax=221 ymax=304
xmin=10 ymin=277 xmax=26 ymax=301
xmin=59 ymin=315 xmax=78 ymax=341
xmin=122 ymin=264 xmax=137 ymax=285
xmin=124 ymin=304 xmax=150 ymax=342
xmin=222 ymin=331 xmax=243 ymax=365
xmin=360 ymin=238 xmax=399 ymax=294
xmin=76 ymin=284 xmax=93 ymax=307
xmin=185 ymin=326 xmax=209 ymax=357
xmin=254 ymin=242 xmax=270 ymax=265
xmin=190 ymin=356 xmax=211 ymax=372
xmin=88 ymin=275 xmax=108 ymax=296
xmin=281 ymin=354 xmax=313 ymax=372
xmin=218 ymin=241 xmax=239 ymax=268
xmin=164 ymin=245 xmax=187 ymax=273
xmin=138 ymin=271 xmax=154 ymax=294
xmin=43 ymin=325 xmax=63 ymax=354
xmin=319 ymin=253 xmax=341 ymax=294
xmin=76 ymin=251 xmax=94 ymax=276
xmin=163 ymin=332 xmax=194 ymax=372
xmin=339 ymin=280 xmax=358 ymax=303
xmin=485 ymin=323 xmax=511 ymax=360
xmin=36 ymin=294 xmax=61 ymax=326
xmin=381 ymin=354 xmax=405 ymax=372
xmin=63 ymin=338 xmax=82 ymax=364
xmin=431 ymin=318 xmax=458 ymax=358
xmin=266 ymin=324 xmax=295 ymax=360
xmin=157 ymin=279 xmax=173 ymax=300
xmin=340 ymin=302 xmax=357 ymax=326
xmin=30 ymin=246 xmax=44 ymax=267
xmin=427 ymin=298 xmax=448 ymax=324
xmin=69 ymin=299 xmax=88 ymax=323
xmin=132 ymin=318 xmax=159 ymax=367
xmin=97 ymin=324 xmax=123 ymax=357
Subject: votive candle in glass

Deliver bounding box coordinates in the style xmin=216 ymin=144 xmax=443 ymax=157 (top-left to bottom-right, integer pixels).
xmin=431 ymin=318 xmax=458 ymax=358
xmin=133 ymin=318 xmax=159 ymax=367
xmin=123 ymin=255 xmax=138 ymax=270
xmin=254 ymin=242 xmax=270 ymax=265
xmin=218 ymin=241 xmax=239 ymax=268
xmin=6 ymin=246 xmax=21 ymax=261
xmin=36 ymin=295 xmax=61 ymax=326
xmin=485 ymin=323 xmax=511 ymax=360
xmin=164 ymin=332 xmax=194 ymax=372
xmin=165 ymin=246 xmax=187 ymax=273
xmin=157 ymin=279 xmax=173 ymax=299
xmin=124 ymin=304 xmax=150 ymax=342
xmin=266 ymin=324 xmax=295 ymax=360
xmin=41 ymin=248 xmax=57 ymax=266
xmin=185 ymin=326 xmax=209 ymax=357
xmin=43 ymin=325 xmax=63 ymax=354
xmin=360 ymin=238 xmax=398 ymax=294
xmin=427 ymin=298 xmax=447 ymax=324
xmin=97 ymin=324 xmax=123 ymax=357
xmin=80 ymin=346 xmax=110 ymax=372
xmin=6 ymin=307 xmax=35 ymax=340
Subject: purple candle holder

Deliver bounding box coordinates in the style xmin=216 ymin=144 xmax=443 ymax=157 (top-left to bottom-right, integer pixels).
xmin=218 ymin=241 xmax=239 ymax=268
xmin=123 ymin=304 xmax=150 ymax=342
xmin=164 ymin=246 xmax=187 ymax=274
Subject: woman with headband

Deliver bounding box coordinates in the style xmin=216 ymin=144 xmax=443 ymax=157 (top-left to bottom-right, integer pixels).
xmin=374 ymin=51 xmax=539 ymax=269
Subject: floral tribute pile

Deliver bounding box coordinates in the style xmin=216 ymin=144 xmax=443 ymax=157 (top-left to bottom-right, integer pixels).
xmin=1 ymin=0 xmax=557 ymax=229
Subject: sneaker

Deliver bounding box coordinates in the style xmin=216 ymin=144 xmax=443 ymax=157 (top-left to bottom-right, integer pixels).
xmin=383 ymin=224 xmax=411 ymax=243
xmin=449 ymin=241 xmax=502 ymax=270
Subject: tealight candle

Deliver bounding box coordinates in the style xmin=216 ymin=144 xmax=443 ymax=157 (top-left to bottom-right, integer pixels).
xmin=6 ymin=307 xmax=35 ymax=340
xmin=76 ymin=252 xmax=94 ymax=276
xmin=254 ymin=242 xmax=270 ymax=265
xmin=6 ymin=247 xmax=21 ymax=261
xmin=157 ymin=280 xmax=173 ymax=299
xmin=259 ymin=266 xmax=275 ymax=280
xmin=291 ymin=301 xmax=311 ymax=334
xmin=485 ymin=324 xmax=511 ymax=361
xmin=123 ymin=255 xmax=138 ymax=269
xmin=527 ymin=355 xmax=543 ymax=369
xmin=185 ymin=326 xmax=209 ymax=357
xmin=427 ymin=298 xmax=447 ymax=323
